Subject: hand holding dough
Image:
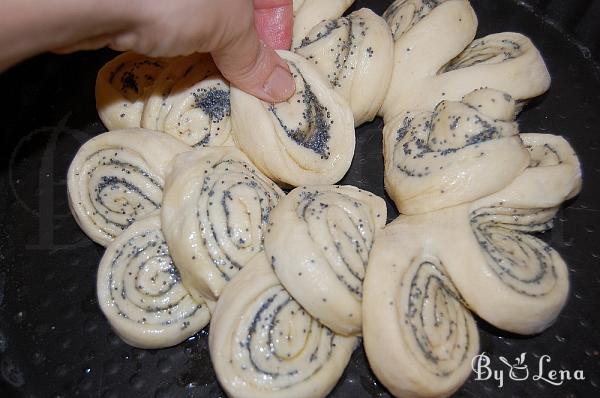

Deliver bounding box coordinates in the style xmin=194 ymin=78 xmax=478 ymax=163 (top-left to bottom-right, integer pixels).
xmin=296 ymin=8 xmax=394 ymax=125
xmin=265 ymin=185 xmax=386 ymax=335
xmin=141 ymin=53 xmax=233 ymax=147
xmin=161 ymin=147 xmax=284 ymax=302
xmin=97 ymin=215 xmax=212 ymax=349
xmin=231 ymin=51 xmax=355 ymax=187
xmin=67 ymin=128 xmax=190 ymax=246
xmin=383 ymin=88 xmax=530 ymax=214
xmin=209 ymin=252 xmax=357 ymax=398
xmin=96 ymin=52 xmax=169 ymax=130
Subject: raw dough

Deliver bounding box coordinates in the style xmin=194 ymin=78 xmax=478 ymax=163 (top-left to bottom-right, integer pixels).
xmin=382 ymin=0 xmax=550 ymax=121
xmin=142 ymin=53 xmax=233 ymax=147
xmin=296 ymin=8 xmax=394 ymax=125
xmin=97 ymin=215 xmax=212 ymax=349
xmin=265 ymin=185 xmax=386 ymax=335
xmin=67 ymin=128 xmax=190 ymax=246
xmin=161 ymin=147 xmax=284 ymax=302
xmin=96 ymin=52 xmax=169 ymax=130
xmin=380 ymin=0 xmax=477 ymax=119
xmin=363 ymin=217 xmax=479 ymax=398
xmin=292 ymin=0 xmax=355 ymax=49
xmin=231 ymin=51 xmax=355 ymax=187
xmin=209 ymin=252 xmax=357 ymax=398
xmin=383 ymin=88 xmax=530 ymax=214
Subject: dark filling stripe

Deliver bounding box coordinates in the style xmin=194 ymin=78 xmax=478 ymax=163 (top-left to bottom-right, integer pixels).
xmin=403 ymin=259 xmax=473 ymax=377
xmin=108 ymin=229 xmax=202 ymax=328
xmin=470 ymin=207 xmax=559 ymax=297
xmin=85 ymin=149 xmax=162 ymax=237
xmin=197 ymin=160 xmax=282 ymax=280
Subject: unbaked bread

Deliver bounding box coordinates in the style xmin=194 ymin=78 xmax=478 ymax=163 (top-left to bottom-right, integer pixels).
xmin=96 ymin=52 xmax=169 ymax=130
xmin=141 ymin=53 xmax=233 ymax=147
xmin=363 ymin=216 xmax=479 ymax=398
xmin=265 ymin=185 xmax=386 ymax=335
xmin=383 ymin=88 xmax=530 ymax=214
xmin=381 ymin=0 xmax=550 ymax=121
xmin=97 ymin=215 xmax=212 ymax=349
xmin=292 ymin=0 xmax=355 ymax=49
xmin=161 ymin=147 xmax=284 ymax=301
xmin=209 ymin=252 xmax=357 ymax=398
xmin=296 ymin=8 xmax=394 ymax=125
xmin=67 ymin=129 xmax=190 ymax=246
xmin=231 ymin=51 xmax=355 ymax=187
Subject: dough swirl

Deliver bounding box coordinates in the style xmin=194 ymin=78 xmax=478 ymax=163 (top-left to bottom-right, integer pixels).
xmin=96 ymin=52 xmax=168 ymax=130
xmin=141 ymin=54 xmax=232 ymax=147
xmin=265 ymin=185 xmax=386 ymax=336
xmin=209 ymin=252 xmax=357 ymax=398
xmin=97 ymin=215 xmax=212 ymax=349
xmin=161 ymin=147 xmax=284 ymax=301
xmin=295 ymin=8 xmax=394 ymax=125
xmin=383 ymin=88 xmax=530 ymax=214
xmin=231 ymin=51 xmax=355 ymax=187
xmin=67 ymin=129 xmax=190 ymax=246
xmin=363 ymin=218 xmax=479 ymax=398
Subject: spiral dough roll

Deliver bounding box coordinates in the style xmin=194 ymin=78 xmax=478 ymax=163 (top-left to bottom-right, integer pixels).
xmin=383 ymin=88 xmax=530 ymax=214
xmin=451 ymin=132 xmax=582 ymax=334
xmin=141 ymin=53 xmax=233 ymax=147
xmin=381 ymin=0 xmax=551 ymax=121
xmin=231 ymin=51 xmax=355 ymax=187
xmin=161 ymin=147 xmax=284 ymax=301
xmin=295 ymin=8 xmax=394 ymax=125
xmin=363 ymin=218 xmax=479 ymax=398
xmin=67 ymin=129 xmax=190 ymax=246
xmin=209 ymin=252 xmax=357 ymax=398
xmin=266 ymin=185 xmax=386 ymax=335
xmin=97 ymin=214 xmax=212 ymax=349
xmin=96 ymin=52 xmax=169 ymax=130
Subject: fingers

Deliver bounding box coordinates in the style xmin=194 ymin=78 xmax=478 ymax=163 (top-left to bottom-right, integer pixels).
xmin=212 ymin=27 xmax=295 ymax=103
xmin=254 ymin=0 xmax=293 ymax=50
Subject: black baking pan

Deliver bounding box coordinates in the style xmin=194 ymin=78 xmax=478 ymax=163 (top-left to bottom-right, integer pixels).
xmin=1 ymin=0 xmax=599 ymax=397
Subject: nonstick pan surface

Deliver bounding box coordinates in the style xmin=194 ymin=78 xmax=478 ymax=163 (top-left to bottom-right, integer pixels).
xmin=1 ymin=0 xmax=599 ymax=397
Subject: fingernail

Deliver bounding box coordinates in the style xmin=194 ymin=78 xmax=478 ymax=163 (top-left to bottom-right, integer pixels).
xmin=263 ymin=66 xmax=295 ymax=102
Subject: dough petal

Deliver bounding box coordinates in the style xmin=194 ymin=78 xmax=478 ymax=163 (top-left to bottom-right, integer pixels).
xmin=265 ymin=185 xmax=386 ymax=336
xmin=67 ymin=128 xmax=190 ymax=246
xmin=96 ymin=52 xmax=169 ymax=130
xmin=382 ymin=0 xmax=550 ymax=121
xmin=381 ymin=0 xmax=477 ymax=119
xmin=97 ymin=214 xmax=212 ymax=349
xmin=161 ymin=147 xmax=284 ymax=301
xmin=231 ymin=51 xmax=355 ymax=187
xmin=142 ymin=53 xmax=233 ymax=147
xmin=363 ymin=218 xmax=479 ymax=398
xmin=209 ymin=252 xmax=357 ymax=398
xmin=383 ymin=88 xmax=530 ymax=214
xmin=295 ymin=8 xmax=394 ymax=125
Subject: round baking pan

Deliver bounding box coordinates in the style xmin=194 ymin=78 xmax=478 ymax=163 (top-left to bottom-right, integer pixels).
xmin=1 ymin=0 xmax=599 ymax=397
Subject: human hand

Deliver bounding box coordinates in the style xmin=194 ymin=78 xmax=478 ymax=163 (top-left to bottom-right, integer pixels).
xmin=58 ymin=0 xmax=296 ymax=102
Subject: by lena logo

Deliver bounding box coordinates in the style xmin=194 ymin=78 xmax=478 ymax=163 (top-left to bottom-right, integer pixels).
xmin=472 ymin=352 xmax=585 ymax=388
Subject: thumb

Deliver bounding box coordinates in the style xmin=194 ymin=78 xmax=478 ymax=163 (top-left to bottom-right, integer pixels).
xmin=212 ymin=4 xmax=295 ymax=102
